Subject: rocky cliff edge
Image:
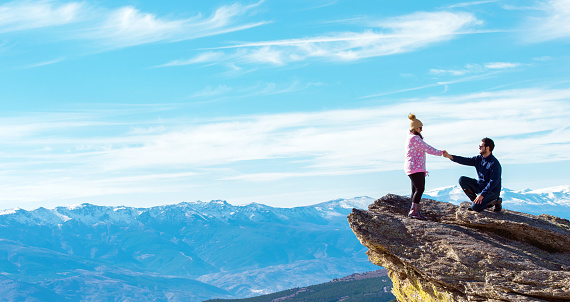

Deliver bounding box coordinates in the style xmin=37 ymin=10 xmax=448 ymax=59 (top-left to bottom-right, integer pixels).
xmin=347 ymin=194 xmax=570 ymax=302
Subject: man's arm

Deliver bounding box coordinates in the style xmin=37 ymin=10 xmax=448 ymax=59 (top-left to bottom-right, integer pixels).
xmin=444 ymin=153 xmax=477 ymax=166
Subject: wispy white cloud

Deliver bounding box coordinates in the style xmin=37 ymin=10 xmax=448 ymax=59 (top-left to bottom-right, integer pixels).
xmin=430 ymin=61 xmax=521 ymax=76
xmin=0 ymin=171 xmax=202 ymax=206
xmin=430 ymin=64 xmax=482 ymax=76
xmin=444 ymin=0 xmax=499 ymax=9
xmin=88 ymin=6 xmax=187 ymax=47
xmin=0 ymin=1 xmax=267 ymax=51
xmin=532 ymin=56 xmax=554 ymax=61
xmin=524 ymin=0 xmax=570 ymax=42
xmin=22 ymin=57 xmax=66 ymax=69
xmin=361 ymin=72 xmax=500 ymax=98
xmin=92 ymin=87 xmax=570 ymax=183
xmin=297 ymin=0 xmax=339 ymax=11
xmin=188 ymin=80 xmax=323 ymax=99
xmin=223 ymin=168 xmax=380 ymax=182
xmin=160 ymin=11 xmax=483 ymax=68
xmin=240 ymin=80 xmax=324 ymax=96
xmin=0 ymin=0 xmax=84 ymax=33
xmin=83 ymin=2 xmax=268 ymax=49
xmin=1 ymin=87 xmax=569 ymax=206
xmin=189 ymin=85 xmax=234 ymax=98
xmin=484 ymin=62 xmax=521 ymax=69
xmin=156 ymin=51 xmax=226 ymax=68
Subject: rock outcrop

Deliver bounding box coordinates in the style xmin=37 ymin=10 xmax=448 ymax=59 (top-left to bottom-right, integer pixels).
xmin=348 ymin=194 xmax=570 ymax=302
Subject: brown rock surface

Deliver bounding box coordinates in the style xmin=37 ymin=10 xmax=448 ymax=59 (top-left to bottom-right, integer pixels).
xmin=347 ymin=194 xmax=570 ymax=302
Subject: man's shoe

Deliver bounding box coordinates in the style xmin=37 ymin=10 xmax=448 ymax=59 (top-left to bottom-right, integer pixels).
xmin=485 ymin=198 xmax=502 ymax=211
xmin=493 ymin=198 xmax=502 ymax=212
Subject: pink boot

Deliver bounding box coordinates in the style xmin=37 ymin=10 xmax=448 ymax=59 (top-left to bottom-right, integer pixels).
xmin=408 ymin=203 xmax=427 ymax=220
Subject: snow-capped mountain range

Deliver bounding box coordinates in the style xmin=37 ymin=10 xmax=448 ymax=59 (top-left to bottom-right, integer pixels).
xmin=425 ymin=185 xmax=570 ymax=219
xmin=0 ymin=187 xmax=568 ymax=301
xmin=0 ymin=197 xmax=376 ymax=301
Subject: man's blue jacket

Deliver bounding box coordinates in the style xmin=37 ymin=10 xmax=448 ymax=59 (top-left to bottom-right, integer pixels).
xmin=451 ymin=154 xmax=502 ymax=196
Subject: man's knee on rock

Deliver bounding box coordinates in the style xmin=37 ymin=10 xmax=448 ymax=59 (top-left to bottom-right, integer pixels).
xmin=470 ymin=203 xmax=486 ymax=212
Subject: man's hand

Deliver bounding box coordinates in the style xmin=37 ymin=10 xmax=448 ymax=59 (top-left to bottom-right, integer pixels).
xmin=474 ymin=194 xmax=484 ymax=204
xmin=442 ymin=150 xmax=453 ymax=160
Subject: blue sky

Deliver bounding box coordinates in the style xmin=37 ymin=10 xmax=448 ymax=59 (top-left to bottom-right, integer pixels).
xmin=1 ymin=0 xmax=569 ymax=210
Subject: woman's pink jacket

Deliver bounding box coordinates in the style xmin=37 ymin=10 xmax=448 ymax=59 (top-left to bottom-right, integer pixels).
xmin=404 ymin=131 xmax=443 ymax=176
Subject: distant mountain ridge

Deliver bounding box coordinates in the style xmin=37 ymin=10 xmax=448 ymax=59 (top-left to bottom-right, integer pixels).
xmin=0 ymin=197 xmax=377 ymax=301
xmin=425 ymin=185 xmax=570 ymax=219
xmin=0 ymin=197 xmax=373 ymax=226
xmin=1 ymin=187 xmax=568 ymax=301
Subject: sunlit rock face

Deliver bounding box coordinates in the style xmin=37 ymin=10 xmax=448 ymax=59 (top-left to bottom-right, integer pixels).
xmin=348 ymin=194 xmax=570 ymax=302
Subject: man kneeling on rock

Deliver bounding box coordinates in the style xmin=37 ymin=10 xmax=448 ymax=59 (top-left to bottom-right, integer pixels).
xmin=443 ymin=137 xmax=502 ymax=212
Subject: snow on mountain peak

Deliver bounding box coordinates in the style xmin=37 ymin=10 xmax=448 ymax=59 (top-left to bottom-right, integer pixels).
xmin=0 ymin=208 xmax=20 ymax=216
xmin=313 ymin=196 xmax=375 ymax=211
xmin=2 ymin=186 xmax=568 ymax=226
xmin=425 ymin=185 xmax=570 ymax=218
xmin=54 ymin=212 xmax=72 ymax=223
xmin=66 ymin=204 xmax=87 ymax=210
xmin=529 ymin=185 xmax=570 ymax=194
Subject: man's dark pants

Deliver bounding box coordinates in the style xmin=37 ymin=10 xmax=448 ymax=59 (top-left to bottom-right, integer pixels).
xmin=459 ymin=176 xmax=500 ymax=212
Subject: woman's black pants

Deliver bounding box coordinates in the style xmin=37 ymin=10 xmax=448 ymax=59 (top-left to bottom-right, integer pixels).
xmin=408 ymin=172 xmax=425 ymax=205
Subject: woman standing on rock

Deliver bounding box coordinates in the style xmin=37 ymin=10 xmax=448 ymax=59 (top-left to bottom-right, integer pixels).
xmin=405 ymin=113 xmax=445 ymax=220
